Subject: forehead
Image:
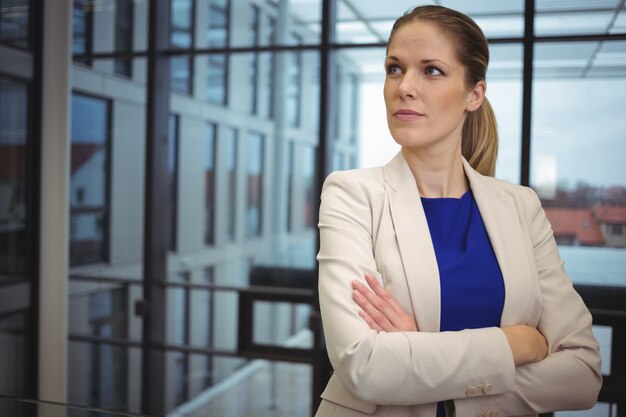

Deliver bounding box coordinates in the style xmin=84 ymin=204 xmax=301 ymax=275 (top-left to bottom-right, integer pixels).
xmin=387 ymin=20 xmax=457 ymax=60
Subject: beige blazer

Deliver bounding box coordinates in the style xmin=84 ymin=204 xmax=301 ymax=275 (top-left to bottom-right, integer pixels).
xmin=315 ymin=152 xmax=602 ymax=417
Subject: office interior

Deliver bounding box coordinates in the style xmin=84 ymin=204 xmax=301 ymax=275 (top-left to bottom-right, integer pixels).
xmin=0 ymin=0 xmax=625 ymax=416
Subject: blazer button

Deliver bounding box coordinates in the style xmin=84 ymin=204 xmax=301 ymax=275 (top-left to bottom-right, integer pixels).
xmin=483 ymin=383 xmax=493 ymax=394
xmin=465 ymin=386 xmax=479 ymax=397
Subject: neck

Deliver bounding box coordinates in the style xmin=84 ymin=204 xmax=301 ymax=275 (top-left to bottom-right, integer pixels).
xmin=401 ymin=146 xmax=468 ymax=198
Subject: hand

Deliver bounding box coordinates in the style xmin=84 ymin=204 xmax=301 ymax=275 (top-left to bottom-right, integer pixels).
xmin=501 ymin=325 xmax=548 ymax=366
xmin=352 ymin=272 xmax=418 ymax=332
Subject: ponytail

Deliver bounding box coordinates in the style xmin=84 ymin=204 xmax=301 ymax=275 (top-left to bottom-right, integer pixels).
xmin=462 ymin=97 xmax=498 ymax=177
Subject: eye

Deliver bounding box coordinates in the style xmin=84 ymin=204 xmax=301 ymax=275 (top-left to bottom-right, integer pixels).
xmin=386 ymin=64 xmax=402 ymax=76
xmin=425 ymin=66 xmax=443 ymax=76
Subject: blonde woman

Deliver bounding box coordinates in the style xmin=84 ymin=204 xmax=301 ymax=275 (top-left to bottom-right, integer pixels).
xmin=316 ymin=5 xmax=601 ymax=417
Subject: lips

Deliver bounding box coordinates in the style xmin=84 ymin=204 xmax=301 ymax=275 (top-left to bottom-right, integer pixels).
xmin=393 ymin=109 xmax=424 ymax=120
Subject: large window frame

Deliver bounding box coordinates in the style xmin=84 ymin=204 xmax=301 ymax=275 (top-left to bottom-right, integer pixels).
xmin=68 ymin=91 xmax=112 ymax=268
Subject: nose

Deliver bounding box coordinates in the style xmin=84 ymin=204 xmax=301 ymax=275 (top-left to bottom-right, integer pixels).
xmin=398 ymin=71 xmax=418 ymax=100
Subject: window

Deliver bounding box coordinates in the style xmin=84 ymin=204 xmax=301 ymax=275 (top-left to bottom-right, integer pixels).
xmin=262 ymin=17 xmax=276 ymax=119
xmin=171 ymin=0 xmax=192 ymax=48
xmin=0 ymin=77 xmax=28 ymax=275
xmin=610 ymin=224 xmax=623 ymax=236
xmin=87 ymin=288 xmax=128 ymax=410
xmin=171 ymin=56 xmax=192 ymax=95
xmin=206 ymin=54 xmax=227 ymax=104
xmin=114 ymin=0 xmax=133 ymax=77
xmin=204 ymin=123 xmax=216 ymax=245
xmin=168 ymin=115 xmax=179 ymax=251
xmin=207 ymin=0 xmax=228 ymax=48
xmin=286 ymin=34 xmax=302 ymax=128
xmin=170 ymin=0 xmax=193 ymax=94
xmin=169 ymin=272 xmax=190 ymax=406
xmin=0 ymin=0 xmax=29 ymax=49
xmin=225 ymin=127 xmax=237 ymax=242
xmin=69 ymin=94 xmax=110 ymax=267
xmin=286 ymin=141 xmax=294 ymax=232
xmin=0 ymin=313 xmax=29 ymax=397
xmin=245 ymin=132 xmax=264 ymax=238
xmin=302 ymin=145 xmax=316 ymax=229
xmin=205 ymin=0 xmax=229 ymax=105
xmin=248 ymin=6 xmax=260 ymax=114
xmin=72 ymin=0 xmax=92 ymax=65
xmin=531 ymin=41 xmax=626 ymax=286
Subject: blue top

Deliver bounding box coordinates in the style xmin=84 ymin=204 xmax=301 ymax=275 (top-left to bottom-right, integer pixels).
xmin=420 ymin=190 xmax=505 ymax=416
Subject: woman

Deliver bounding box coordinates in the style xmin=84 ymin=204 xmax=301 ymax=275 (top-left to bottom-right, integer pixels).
xmin=316 ymin=5 xmax=601 ymax=417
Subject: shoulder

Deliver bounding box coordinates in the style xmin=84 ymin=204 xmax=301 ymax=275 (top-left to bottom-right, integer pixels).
xmin=322 ymin=167 xmax=386 ymax=198
xmin=480 ymin=175 xmax=543 ymax=217
xmin=320 ymin=168 xmax=388 ymax=221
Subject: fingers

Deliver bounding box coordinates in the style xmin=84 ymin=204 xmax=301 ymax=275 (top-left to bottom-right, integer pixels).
xmin=352 ymin=284 xmax=396 ymax=331
xmin=358 ymin=309 xmax=383 ymax=333
xmin=352 ymin=273 xmax=418 ymax=332
xmin=364 ymin=272 xmax=408 ymax=317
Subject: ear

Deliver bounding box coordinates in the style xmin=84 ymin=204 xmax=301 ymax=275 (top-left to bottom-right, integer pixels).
xmin=466 ymin=80 xmax=486 ymax=112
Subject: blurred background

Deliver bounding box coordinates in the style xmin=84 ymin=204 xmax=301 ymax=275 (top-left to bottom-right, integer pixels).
xmin=0 ymin=0 xmax=625 ymax=416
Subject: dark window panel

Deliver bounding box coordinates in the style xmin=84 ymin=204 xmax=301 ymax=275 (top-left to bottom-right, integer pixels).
xmin=69 ymin=94 xmax=110 ymax=267
xmin=168 ymin=115 xmax=179 ymax=252
xmin=225 ymin=127 xmax=237 ymax=241
xmin=286 ymin=141 xmax=294 ymax=233
xmin=303 ymin=145 xmax=316 ymax=228
xmin=0 ymin=78 xmax=29 ymax=276
xmin=0 ymin=0 xmax=30 ymax=49
xmin=72 ymin=0 xmax=92 ymax=66
xmin=205 ymin=123 xmax=216 ymax=245
xmin=245 ymin=132 xmax=263 ymax=238
xmin=114 ymin=0 xmax=133 ymax=77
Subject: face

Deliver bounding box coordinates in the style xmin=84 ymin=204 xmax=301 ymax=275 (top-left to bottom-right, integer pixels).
xmin=384 ymin=20 xmax=485 ymax=153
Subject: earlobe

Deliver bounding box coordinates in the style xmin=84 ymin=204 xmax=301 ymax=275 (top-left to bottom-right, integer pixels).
xmin=466 ymin=80 xmax=486 ymax=112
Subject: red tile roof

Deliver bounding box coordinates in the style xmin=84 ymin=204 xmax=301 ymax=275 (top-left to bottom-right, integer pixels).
xmin=71 ymin=143 xmax=101 ymax=176
xmin=593 ymin=205 xmax=626 ymax=223
xmin=544 ymin=207 xmax=605 ymax=246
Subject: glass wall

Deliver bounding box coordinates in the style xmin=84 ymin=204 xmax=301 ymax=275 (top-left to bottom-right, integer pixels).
xmin=531 ymin=40 xmax=626 ymax=286
xmin=66 ymin=0 xmax=323 ymax=415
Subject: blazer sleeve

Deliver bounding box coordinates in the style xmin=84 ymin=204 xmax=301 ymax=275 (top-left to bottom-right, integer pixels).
xmin=453 ymin=186 xmax=602 ymax=417
xmin=318 ymin=171 xmax=517 ymax=405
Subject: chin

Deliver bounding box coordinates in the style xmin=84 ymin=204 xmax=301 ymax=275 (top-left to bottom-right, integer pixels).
xmin=390 ymin=132 xmax=432 ymax=149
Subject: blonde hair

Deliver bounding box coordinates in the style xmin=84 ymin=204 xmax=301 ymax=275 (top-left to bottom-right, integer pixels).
xmin=388 ymin=5 xmax=498 ymax=176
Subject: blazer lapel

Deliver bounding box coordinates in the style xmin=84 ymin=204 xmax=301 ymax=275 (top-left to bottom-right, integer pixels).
xmin=383 ymin=153 xmax=441 ymax=332
xmin=463 ymin=159 xmax=535 ymax=326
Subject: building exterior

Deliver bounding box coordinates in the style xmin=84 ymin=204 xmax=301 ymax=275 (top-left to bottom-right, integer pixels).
xmin=544 ymin=207 xmax=605 ymax=246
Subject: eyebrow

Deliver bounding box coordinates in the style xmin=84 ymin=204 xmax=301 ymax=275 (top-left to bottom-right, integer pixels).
xmin=385 ymin=56 xmax=451 ymax=70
